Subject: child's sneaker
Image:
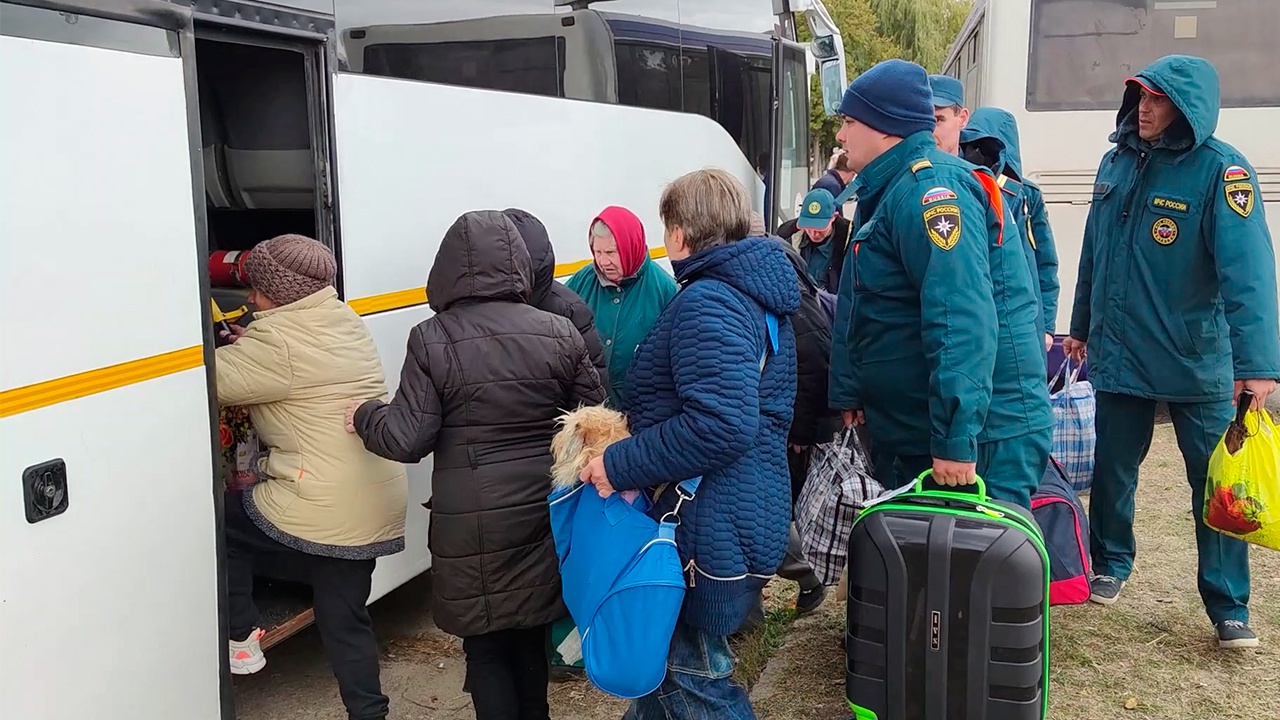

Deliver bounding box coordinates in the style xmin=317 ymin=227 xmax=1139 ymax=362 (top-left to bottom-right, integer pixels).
xmin=229 ymin=628 xmax=266 ymax=675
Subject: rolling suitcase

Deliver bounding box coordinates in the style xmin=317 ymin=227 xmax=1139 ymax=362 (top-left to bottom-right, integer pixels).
xmin=846 ymin=472 xmax=1050 ymax=720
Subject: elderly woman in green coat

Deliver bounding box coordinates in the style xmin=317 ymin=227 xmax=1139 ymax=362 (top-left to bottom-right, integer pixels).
xmin=566 ymin=205 xmax=678 ymax=408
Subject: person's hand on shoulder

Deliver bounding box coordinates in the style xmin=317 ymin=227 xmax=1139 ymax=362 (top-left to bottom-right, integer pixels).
xmin=345 ymin=399 xmax=364 ymax=434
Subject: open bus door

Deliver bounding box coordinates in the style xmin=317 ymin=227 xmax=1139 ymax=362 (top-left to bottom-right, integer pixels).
xmin=768 ymin=37 xmax=811 ymax=231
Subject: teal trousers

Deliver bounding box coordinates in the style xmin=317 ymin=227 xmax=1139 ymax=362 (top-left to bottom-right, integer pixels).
xmin=1090 ymin=392 xmax=1250 ymax=624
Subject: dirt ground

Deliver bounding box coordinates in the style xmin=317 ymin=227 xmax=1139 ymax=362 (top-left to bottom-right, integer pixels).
xmin=237 ymin=423 xmax=1280 ymax=719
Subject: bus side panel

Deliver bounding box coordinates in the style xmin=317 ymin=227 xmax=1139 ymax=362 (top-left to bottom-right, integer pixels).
xmin=329 ymin=72 xmax=760 ymax=598
xmin=0 ymin=36 xmax=220 ymax=720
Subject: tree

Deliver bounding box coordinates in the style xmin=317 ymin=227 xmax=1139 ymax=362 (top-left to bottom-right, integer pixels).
xmin=798 ymin=0 xmax=973 ymax=153
xmin=797 ymin=0 xmax=901 ymax=153
xmin=869 ymin=0 xmax=972 ymax=73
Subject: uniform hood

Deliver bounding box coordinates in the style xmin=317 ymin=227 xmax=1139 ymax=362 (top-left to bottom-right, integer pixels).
xmin=672 ymin=236 xmax=801 ymax=317
xmin=959 ymin=107 xmax=1023 ymax=180
xmin=502 ymin=208 xmax=555 ymax=304
xmin=1114 ymin=54 xmax=1219 ymax=150
xmin=428 ymin=210 xmax=532 ymax=312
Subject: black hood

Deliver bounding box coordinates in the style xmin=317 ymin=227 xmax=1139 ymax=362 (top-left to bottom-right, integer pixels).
xmin=502 ymin=208 xmax=555 ymax=304
xmin=428 ymin=210 xmax=532 ymax=312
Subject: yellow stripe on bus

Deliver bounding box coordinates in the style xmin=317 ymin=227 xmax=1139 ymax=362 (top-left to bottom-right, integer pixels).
xmin=0 ymin=345 xmax=205 ymax=418
xmin=0 ymin=247 xmax=671 ymax=414
xmin=348 ymin=247 xmax=669 ymax=317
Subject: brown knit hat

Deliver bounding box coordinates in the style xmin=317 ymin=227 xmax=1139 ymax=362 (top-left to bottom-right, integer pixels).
xmin=243 ymin=234 xmax=337 ymax=306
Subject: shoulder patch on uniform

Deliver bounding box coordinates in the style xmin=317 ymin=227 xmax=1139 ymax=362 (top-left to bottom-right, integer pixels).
xmin=1223 ymin=164 xmax=1250 ymax=182
xmin=910 ymin=159 xmax=933 ymax=174
xmin=1225 ymin=182 xmax=1255 ymax=217
xmin=924 ymin=204 xmax=961 ymax=251
xmin=1151 ymin=217 xmax=1178 ymax=245
xmin=921 ymin=186 xmax=958 ymax=205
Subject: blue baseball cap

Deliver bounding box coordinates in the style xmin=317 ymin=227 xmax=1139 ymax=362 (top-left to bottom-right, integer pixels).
xmin=929 ymin=74 xmax=965 ymax=108
xmin=797 ymin=188 xmax=838 ymax=230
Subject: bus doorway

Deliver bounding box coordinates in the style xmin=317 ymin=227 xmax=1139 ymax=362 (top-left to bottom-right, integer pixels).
xmin=192 ymin=24 xmax=336 ymax=651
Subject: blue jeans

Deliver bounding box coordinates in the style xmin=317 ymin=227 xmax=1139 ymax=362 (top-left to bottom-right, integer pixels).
xmin=623 ymin=621 xmax=756 ymax=720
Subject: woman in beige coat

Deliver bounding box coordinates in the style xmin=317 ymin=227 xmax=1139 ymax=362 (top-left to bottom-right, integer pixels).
xmin=215 ymin=234 xmax=406 ymax=720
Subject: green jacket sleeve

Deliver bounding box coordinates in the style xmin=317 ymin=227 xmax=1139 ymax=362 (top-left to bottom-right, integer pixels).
xmin=1026 ymin=186 xmax=1060 ymax=335
xmin=828 ymin=220 xmax=860 ymax=410
xmin=1208 ymin=158 xmax=1280 ymax=379
xmin=895 ymin=181 xmax=998 ymax=462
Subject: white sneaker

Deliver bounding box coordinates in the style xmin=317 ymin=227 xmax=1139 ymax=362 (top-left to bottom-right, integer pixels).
xmin=229 ymin=628 xmax=266 ymax=675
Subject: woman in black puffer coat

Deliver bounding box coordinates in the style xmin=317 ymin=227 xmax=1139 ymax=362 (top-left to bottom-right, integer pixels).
xmin=352 ymin=210 xmax=605 ymax=720
xmin=502 ymin=208 xmax=610 ymax=397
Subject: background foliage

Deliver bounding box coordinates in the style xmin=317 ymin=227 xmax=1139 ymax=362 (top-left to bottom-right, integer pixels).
xmin=797 ymin=0 xmax=973 ymax=157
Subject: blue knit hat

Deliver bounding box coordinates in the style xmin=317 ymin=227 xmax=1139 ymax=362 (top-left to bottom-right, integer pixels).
xmin=838 ymin=59 xmax=936 ymax=138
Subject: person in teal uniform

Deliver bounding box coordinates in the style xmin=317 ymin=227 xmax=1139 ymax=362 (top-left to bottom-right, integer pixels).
xmin=566 ymin=205 xmax=679 ymax=408
xmin=928 ymin=74 xmax=968 ymax=156
xmin=959 ymin=107 xmax=1060 ymax=352
xmin=1063 ymin=55 xmax=1280 ymax=648
xmin=827 ymin=59 xmax=1052 ymax=508
xmin=776 ymin=187 xmax=852 ymax=293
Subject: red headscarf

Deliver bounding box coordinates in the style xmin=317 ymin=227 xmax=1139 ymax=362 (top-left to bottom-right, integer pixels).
xmin=593 ymin=206 xmax=647 ymax=279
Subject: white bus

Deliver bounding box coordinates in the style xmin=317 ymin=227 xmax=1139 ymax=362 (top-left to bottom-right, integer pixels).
xmin=0 ymin=1 xmax=845 ymax=719
xmin=944 ymin=0 xmax=1280 ymax=333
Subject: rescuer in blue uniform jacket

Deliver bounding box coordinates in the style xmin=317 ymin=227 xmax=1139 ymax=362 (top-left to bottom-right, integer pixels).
xmin=827 ymin=59 xmax=1052 ymax=508
xmin=1064 ymin=55 xmax=1280 ymax=649
xmin=960 ymin=107 xmax=1060 ymax=352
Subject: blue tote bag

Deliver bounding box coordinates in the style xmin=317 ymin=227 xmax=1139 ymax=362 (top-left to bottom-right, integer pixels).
xmin=548 ymin=478 xmax=695 ymax=699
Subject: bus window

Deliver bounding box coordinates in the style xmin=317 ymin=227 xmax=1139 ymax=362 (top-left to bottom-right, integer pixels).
xmin=363 ymin=36 xmax=567 ymax=98
xmin=1027 ymin=0 xmax=1280 ymax=111
xmin=614 ymin=41 xmax=683 ymax=111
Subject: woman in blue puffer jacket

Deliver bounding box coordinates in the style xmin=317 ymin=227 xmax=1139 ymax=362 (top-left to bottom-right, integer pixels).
xmin=579 ymin=168 xmax=800 ymax=719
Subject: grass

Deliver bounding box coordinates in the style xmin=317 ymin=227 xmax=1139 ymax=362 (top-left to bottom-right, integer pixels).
xmin=748 ymin=422 xmax=1280 ymax=719
xmin=731 ymin=581 xmax=801 ymax=688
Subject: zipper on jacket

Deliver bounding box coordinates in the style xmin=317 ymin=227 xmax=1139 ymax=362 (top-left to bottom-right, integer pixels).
xmin=1120 ymin=150 xmax=1149 ymax=225
xmin=684 ymin=559 xmax=772 ymax=587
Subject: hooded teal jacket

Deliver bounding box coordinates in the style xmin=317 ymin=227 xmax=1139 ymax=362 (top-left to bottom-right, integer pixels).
xmin=1069 ymin=55 xmax=1280 ymax=401
xmin=961 ymin=107 xmax=1061 ymax=336
xmin=828 ymin=131 xmax=1050 ymax=461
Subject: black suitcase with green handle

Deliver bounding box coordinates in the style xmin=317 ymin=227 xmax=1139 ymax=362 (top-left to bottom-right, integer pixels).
xmin=846 ymin=472 xmax=1050 ymax=720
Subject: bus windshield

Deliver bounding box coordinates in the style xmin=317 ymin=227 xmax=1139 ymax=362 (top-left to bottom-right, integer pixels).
xmin=1027 ymin=0 xmax=1280 ymax=111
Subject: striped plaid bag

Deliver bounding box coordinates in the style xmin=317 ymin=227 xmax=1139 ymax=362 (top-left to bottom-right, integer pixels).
xmin=1050 ymin=357 xmax=1096 ymax=494
xmin=795 ymin=426 xmax=881 ymax=586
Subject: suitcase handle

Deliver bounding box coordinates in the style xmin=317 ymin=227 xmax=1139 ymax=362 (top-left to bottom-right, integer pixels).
xmin=912 ymin=469 xmax=989 ymax=500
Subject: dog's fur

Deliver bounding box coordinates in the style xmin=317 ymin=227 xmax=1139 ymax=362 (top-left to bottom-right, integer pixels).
xmin=550 ymin=405 xmax=631 ymax=490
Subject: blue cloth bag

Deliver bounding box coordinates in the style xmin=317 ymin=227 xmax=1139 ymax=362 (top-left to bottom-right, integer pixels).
xmin=1049 ymin=356 xmax=1096 ymax=493
xmin=548 ymin=312 xmax=779 ymax=699
xmin=548 ymin=479 xmax=695 ymax=699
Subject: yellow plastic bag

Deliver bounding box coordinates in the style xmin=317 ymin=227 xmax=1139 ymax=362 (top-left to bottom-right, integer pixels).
xmin=1204 ymin=408 xmax=1280 ymax=551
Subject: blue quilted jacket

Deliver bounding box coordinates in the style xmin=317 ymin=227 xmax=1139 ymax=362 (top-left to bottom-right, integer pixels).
xmin=603 ymin=236 xmax=800 ymax=636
